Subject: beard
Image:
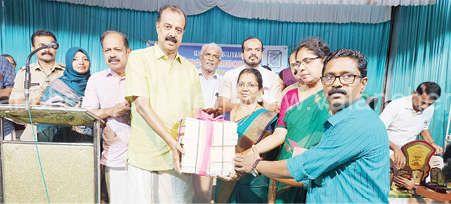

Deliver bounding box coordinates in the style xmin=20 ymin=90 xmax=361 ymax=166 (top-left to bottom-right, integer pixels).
xmin=244 ymin=53 xmax=262 ymax=67
xmin=244 ymin=58 xmax=261 ymax=68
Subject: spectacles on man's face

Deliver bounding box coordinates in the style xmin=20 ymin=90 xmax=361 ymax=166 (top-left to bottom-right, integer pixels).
xmin=290 ymin=56 xmax=320 ymax=68
xmin=320 ymin=73 xmax=362 ymax=85
xmin=204 ymin=52 xmax=220 ymax=60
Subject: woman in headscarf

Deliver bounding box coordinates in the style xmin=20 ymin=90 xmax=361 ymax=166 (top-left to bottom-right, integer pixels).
xmin=37 ymin=47 xmax=91 ymax=142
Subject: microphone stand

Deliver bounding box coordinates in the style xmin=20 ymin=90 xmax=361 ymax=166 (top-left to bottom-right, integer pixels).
xmin=24 ymin=45 xmax=51 ymax=110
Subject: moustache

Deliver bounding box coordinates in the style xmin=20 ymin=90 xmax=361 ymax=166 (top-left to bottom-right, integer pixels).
xmin=249 ymin=54 xmax=258 ymax=60
xmin=328 ymin=89 xmax=347 ymax=96
xmin=41 ymin=52 xmax=53 ymax=56
xmin=108 ymin=58 xmax=119 ymax=63
xmin=165 ymin=36 xmax=177 ymax=44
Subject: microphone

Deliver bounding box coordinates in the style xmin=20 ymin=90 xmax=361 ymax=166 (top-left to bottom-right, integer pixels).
xmin=24 ymin=41 xmax=59 ymax=109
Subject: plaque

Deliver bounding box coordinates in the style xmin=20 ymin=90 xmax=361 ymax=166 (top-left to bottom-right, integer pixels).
xmin=401 ymin=140 xmax=436 ymax=185
xmin=390 ymin=140 xmax=435 ymax=197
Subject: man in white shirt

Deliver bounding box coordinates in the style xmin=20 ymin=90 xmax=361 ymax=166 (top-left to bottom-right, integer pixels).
xmin=380 ymin=82 xmax=443 ymax=169
xmin=198 ymin=43 xmax=222 ymax=109
xmin=218 ymin=37 xmax=282 ymax=112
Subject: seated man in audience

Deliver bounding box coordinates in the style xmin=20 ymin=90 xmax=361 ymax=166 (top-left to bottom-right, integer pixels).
xmin=82 ymin=30 xmax=131 ymax=203
xmin=380 ymin=82 xmax=443 ymax=170
xmin=235 ymin=49 xmax=390 ymax=203
xmin=218 ymin=37 xmax=282 ymax=112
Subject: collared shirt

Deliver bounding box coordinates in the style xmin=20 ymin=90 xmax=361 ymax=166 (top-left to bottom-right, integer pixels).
xmin=380 ymin=96 xmax=434 ymax=147
xmin=198 ymin=71 xmax=221 ymax=108
xmin=219 ymin=65 xmax=282 ymax=104
xmin=82 ymin=69 xmax=130 ymax=168
xmin=10 ymin=62 xmax=65 ymax=103
xmin=125 ymin=45 xmax=203 ymax=171
xmin=287 ymin=99 xmax=390 ymax=203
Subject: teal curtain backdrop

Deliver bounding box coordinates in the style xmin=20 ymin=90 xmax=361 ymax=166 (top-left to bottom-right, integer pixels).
xmin=1 ymin=0 xmax=390 ymax=98
xmin=1 ymin=0 xmax=449 ymax=146
xmin=387 ymin=0 xmax=450 ymax=146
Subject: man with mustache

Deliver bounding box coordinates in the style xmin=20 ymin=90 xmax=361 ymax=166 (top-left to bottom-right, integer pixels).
xmin=124 ymin=5 xmax=203 ymax=203
xmin=82 ymin=30 xmax=131 ymax=204
xmin=218 ymin=37 xmax=282 ymax=112
xmin=380 ymin=82 xmax=443 ymax=171
xmin=235 ymin=49 xmax=390 ymax=202
xmin=9 ymin=30 xmax=64 ymax=141
xmin=9 ymin=30 xmax=64 ymax=105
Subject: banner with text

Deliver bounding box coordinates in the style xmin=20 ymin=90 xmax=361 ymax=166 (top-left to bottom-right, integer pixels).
xmin=147 ymin=41 xmax=288 ymax=74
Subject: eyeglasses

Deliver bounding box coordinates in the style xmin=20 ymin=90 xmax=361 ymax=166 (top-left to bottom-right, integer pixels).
xmin=238 ymin=82 xmax=258 ymax=88
xmin=204 ymin=52 xmax=220 ymax=60
xmin=320 ymin=74 xmax=362 ymax=85
xmin=290 ymin=57 xmax=320 ymax=68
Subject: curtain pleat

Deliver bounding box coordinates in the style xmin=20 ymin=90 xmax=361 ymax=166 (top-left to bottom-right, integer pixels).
xmin=387 ymin=0 xmax=450 ymax=146
xmin=2 ymin=0 xmax=390 ymax=100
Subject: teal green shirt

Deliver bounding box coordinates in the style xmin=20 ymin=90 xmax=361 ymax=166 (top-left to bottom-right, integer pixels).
xmin=287 ymin=99 xmax=390 ymax=203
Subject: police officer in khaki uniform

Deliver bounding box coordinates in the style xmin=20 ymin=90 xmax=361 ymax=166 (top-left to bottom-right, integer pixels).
xmin=9 ymin=30 xmax=65 ymax=105
xmin=9 ymin=30 xmax=65 ymax=141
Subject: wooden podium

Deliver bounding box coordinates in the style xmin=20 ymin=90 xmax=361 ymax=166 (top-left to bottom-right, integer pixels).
xmin=0 ymin=104 xmax=103 ymax=203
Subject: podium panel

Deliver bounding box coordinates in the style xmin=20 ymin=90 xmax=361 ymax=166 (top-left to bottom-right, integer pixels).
xmin=1 ymin=142 xmax=95 ymax=202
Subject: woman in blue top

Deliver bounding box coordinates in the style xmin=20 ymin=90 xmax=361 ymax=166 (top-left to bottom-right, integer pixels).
xmin=37 ymin=47 xmax=91 ymax=142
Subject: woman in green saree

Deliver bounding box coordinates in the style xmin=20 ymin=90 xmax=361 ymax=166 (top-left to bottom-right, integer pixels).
xmin=240 ymin=38 xmax=331 ymax=203
xmin=214 ymin=68 xmax=278 ymax=203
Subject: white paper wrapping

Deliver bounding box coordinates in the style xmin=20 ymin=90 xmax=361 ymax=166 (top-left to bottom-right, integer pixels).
xmin=180 ymin=117 xmax=237 ymax=177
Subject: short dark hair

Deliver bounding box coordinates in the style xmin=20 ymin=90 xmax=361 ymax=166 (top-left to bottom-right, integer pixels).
xmin=237 ymin=68 xmax=263 ymax=90
xmin=296 ymin=38 xmax=330 ymax=58
xmin=31 ymin=30 xmax=57 ymax=47
xmin=241 ymin=36 xmax=264 ymax=53
xmin=100 ymin=30 xmax=129 ymax=49
xmin=157 ymin=5 xmax=187 ymax=27
xmin=416 ymin=82 xmax=441 ymax=100
xmin=323 ymin=49 xmax=368 ymax=77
